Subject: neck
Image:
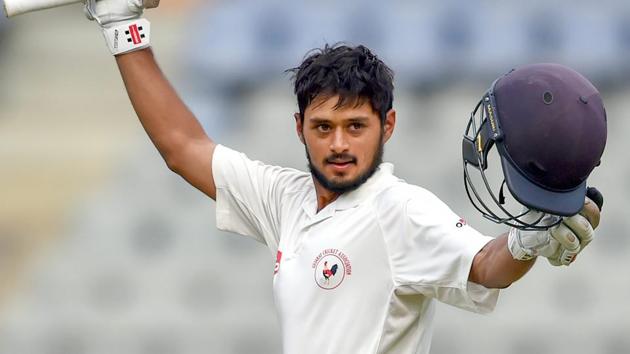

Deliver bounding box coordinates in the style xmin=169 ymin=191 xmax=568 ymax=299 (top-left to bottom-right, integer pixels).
xmin=313 ymin=178 xmax=341 ymax=212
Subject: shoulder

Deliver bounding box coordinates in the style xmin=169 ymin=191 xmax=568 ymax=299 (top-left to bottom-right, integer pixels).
xmin=272 ymin=166 xmax=313 ymax=195
xmin=214 ymin=144 xmax=311 ymax=193
xmin=371 ymin=179 xmax=461 ymax=233
xmin=374 ymin=179 xmax=449 ymax=214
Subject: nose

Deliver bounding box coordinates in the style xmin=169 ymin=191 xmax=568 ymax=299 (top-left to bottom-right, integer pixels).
xmin=329 ymin=128 xmax=349 ymax=153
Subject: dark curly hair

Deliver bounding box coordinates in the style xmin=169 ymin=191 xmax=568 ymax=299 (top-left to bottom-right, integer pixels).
xmin=287 ymin=43 xmax=394 ymax=124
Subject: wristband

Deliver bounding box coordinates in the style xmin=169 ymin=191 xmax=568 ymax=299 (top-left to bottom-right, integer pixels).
xmin=102 ymin=18 xmax=151 ymax=55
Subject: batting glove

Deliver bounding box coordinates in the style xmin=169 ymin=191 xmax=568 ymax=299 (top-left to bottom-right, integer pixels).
xmin=508 ymin=197 xmax=600 ymax=266
xmin=84 ymin=0 xmax=158 ymax=55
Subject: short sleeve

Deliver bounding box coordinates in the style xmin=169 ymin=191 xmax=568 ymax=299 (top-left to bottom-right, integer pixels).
xmin=380 ymin=189 xmax=499 ymax=314
xmin=212 ymin=145 xmax=305 ymax=253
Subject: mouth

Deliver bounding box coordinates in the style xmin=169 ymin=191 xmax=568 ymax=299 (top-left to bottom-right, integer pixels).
xmin=326 ymin=160 xmax=356 ymax=172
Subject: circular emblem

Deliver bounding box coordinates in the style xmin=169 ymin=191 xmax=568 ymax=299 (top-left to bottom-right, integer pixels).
xmin=314 ymin=254 xmax=346 ymax=290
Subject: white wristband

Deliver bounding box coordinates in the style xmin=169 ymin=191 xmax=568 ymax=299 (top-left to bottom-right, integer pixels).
xmin=102 ymin=18 xmax=151 ymax=56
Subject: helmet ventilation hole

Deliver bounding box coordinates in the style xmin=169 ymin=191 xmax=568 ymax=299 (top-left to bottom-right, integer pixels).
xmin=543 ymin=91 xmax=554 ymax=104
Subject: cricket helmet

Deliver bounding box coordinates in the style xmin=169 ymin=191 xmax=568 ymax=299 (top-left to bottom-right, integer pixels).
xmin=463 ymin=63 xmax=607 ymax=229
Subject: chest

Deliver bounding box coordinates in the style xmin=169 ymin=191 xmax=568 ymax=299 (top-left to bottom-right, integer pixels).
xmin=272 ymin=206 xmax=394 ymax=308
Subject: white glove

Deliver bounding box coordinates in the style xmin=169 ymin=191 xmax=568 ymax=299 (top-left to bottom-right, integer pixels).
xmin=508 ymin=198 xmax=599 ymax=266
xmin=84 ymin=0 xmax=151 ymax=55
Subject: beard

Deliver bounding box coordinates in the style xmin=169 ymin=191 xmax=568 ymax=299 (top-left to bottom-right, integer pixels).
xmin=305 ymin=137 xmax=384 ymax=195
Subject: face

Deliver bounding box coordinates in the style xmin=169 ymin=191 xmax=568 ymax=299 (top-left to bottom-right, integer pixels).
xmin=295 ymin=95 xmax=396 ymax=194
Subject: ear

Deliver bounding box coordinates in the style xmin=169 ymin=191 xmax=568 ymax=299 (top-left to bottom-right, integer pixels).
xmin=294 ymin=113 xmax=305 ymax=144
xmin=382 ymin=109 xmax=396 ymax=143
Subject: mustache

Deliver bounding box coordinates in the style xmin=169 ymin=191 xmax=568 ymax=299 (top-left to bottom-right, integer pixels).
xmin=326 ymin=154 xmax=357 ymax=164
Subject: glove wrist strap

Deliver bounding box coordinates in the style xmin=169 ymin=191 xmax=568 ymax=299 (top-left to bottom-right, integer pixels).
xmin=102 ymin=18 xmax=151 ymax=56
xmin=508 ymin=228 xmax=536 ymax=261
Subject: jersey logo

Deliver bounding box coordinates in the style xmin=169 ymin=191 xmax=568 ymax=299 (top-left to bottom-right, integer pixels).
xmin=456 ymin=218 xmax=467 ymax=228
xmin=274 ymin=250 xmax=282 ymax=275
xmin=312 ymin=249 xmax=352 ymax=290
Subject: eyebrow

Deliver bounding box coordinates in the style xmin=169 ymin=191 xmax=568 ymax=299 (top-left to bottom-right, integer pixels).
xmin=308 ymin=116 xmax=371 ymax=124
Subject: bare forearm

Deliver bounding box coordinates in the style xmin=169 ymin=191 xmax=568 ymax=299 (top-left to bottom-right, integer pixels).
xmin=115 ymin=48 xmax=217 ymax=199
xmin=469 ymin=233 xmax=536 ymax=288
xmin=115 ymin=48 xmax=211 ymax=162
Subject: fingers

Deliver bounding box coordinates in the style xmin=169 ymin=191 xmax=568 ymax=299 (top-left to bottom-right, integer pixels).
xmin=563 ymin=213 xmax=595 ymax=249
xmin=545 ymin=246 xmax=579 ymax=266
xmin=513 ymin=199 xmax=600 ymax=267
xmin=547 ymin=256 xmax=563 ymax=267
xmin=549 ymin=223 xmax=581 ymax=266
xmin=580 ymin=197 xmax=601 ymax=229
xmin=542 ymin=239 xmax=569 ymax=266
xmin=559 ymin=248 xmax=579 ymax=266
xmin=542 ymin=195 xmax=601 ymax=267
xmin=547 ymin=212 xmax=595 ymax=266
xmin=550 ymin=223 xmax=581 ymax=252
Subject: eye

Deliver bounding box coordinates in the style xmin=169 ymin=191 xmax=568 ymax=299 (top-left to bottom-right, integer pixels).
xmin=349 ymin=122 xmax=364 ymax=131
xmin=317 ymin=124 xmax=331 ymax=132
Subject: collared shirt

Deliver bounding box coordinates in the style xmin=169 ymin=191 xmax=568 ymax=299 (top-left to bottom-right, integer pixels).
xmin=213 ymin=145 xmax=499 ymax=354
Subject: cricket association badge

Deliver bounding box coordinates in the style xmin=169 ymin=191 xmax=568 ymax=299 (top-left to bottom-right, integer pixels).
xmin=312 ymin=249 xmax=352 ymax=290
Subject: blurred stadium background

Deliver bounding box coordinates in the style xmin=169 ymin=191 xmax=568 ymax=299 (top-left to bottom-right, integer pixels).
xmin=0 ymin=0 xmax=629 ymax=353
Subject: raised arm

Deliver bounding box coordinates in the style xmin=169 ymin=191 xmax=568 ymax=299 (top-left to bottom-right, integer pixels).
xmin=85 ymin=0 xmax=218 ymax=199
xmin=116 ymin=49 xmax=217 ymax=199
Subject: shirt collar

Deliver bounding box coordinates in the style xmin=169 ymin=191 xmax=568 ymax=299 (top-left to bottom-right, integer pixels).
xmin=335 ymin=162 xmax=395 ymax=211
xmin=302 ymin=162 xmax=396 ymax=220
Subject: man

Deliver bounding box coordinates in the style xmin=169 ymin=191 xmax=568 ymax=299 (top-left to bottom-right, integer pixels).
xmin=85 ymin=1 xmax=601 ymax=353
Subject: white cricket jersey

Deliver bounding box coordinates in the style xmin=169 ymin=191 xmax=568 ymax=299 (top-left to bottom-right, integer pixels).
xmin=213 ymin=145 xmax=499 ymax=354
